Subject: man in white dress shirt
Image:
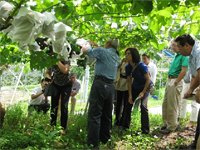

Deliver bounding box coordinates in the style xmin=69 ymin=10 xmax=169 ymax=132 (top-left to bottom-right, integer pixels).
xmin=28 ymin=78 xmax=50 ymax=115
xmin=142 ymin=53 xmax=157 ymax=85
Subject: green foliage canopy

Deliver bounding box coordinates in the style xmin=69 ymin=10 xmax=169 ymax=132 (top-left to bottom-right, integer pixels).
xmin=1 ymin=0 xmax=200 ymax=70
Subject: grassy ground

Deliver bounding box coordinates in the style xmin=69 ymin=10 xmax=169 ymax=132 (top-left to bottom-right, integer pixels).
xmin=0 ymin=86 xmax=194 ymax=149
xmin=0 ymin=102 xmax=193 ymax=150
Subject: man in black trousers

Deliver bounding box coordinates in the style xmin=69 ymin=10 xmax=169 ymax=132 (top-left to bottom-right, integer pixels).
xmin=82 ymin=38 xmax=120 ymax=148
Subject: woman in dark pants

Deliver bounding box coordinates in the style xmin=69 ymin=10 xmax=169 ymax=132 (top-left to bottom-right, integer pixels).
xmin=46 ymin=60 xmax=72 ymax=135
xmin=122 ymin=48 xmax=151 ymax=134
xmin=114 ymin=58 xmax=129 ymax=126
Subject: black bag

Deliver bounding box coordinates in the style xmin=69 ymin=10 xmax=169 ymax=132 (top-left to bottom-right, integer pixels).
xmin=44 ymin=66 xmax=57 ymax=96
xmin=44 ymin=83 xmax=58 ymax=96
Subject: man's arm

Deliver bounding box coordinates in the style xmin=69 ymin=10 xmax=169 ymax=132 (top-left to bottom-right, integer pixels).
xmin=71 ymin=92 xmax=77 ymax=97
xmin=82 ymin=41 xmax=99 ymax=55
xmin=82 ymin=45 xmax=87 ymax=55
xmin=184 ymin=69 xmax=200 ymax=98
xmin=31 ymin=91 xmax=44 ymax=99
xmin=175 ymin=66 xmax=187 ymax=85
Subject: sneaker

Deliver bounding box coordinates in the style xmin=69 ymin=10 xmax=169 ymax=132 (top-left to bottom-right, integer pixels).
xmin=159 ymin=129 xmax=171 ymax=134
xmin=186 ymin=121 xmax=194 ymax=128
xmin=61 ymin=129 xmax=66 ymax=135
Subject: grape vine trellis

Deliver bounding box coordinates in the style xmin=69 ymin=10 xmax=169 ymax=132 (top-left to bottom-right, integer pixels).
xmin=0 ymin=0 xmax=200 ymax=71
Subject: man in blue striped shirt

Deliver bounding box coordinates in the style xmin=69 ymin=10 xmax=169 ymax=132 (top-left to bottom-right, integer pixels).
xmin=82 ymin=38 xmax=120 ymax=148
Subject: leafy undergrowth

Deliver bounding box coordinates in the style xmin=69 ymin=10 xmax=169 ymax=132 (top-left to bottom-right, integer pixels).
xmin=0 ymin=104 xmax=195 ymax=149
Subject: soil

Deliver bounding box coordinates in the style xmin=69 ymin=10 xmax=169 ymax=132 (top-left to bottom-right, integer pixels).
xmin=150 ymin=126 xmax=196 ymax=149
xmin=0 ymin=87 xmax=29 ymax=106
xmin=0 ymin=87 xmax=197 ymax=149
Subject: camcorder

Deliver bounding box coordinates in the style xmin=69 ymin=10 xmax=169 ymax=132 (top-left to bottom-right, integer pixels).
xmin=45 ymin=77 xmax=52 ymax=82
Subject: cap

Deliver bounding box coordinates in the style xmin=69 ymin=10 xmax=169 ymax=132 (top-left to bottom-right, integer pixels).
xmin=108 ymin=38 xmax=120 ymax=49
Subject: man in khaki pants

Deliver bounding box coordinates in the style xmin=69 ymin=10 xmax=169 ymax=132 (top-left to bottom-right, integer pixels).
xmin=0 ymin=102 xmax=6 ymax=128
xmin=160 ymin=40 xmax=188 ymax=134
xmin=70 ymin=73 xmax=81 ymax=114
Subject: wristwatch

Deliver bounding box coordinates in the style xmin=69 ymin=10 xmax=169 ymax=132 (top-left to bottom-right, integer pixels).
xmin=175 ymin=81 xmax=178 ymax=85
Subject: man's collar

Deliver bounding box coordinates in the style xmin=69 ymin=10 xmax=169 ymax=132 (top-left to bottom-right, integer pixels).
xmin=191 ymin=43 xmax=197 ymax=56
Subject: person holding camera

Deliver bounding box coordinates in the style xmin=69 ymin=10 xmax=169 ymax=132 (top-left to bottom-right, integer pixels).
xmin=46 ymin=60 xmax=72 ymax=135
xmin=28 ymin=78 xmax=50 ymax=115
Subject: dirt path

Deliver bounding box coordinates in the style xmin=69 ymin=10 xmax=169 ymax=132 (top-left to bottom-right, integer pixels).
xmin=0 ymin=87 xmax=30 ymax=106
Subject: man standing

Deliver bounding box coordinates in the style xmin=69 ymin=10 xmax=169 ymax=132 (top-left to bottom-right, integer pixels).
xmin=82 ymin=38 xmax=120 ymax=148
xmin=160 ymin=40 xmax=188 ymax=134
xmin=28 ymin=78 xmax=50 ymax=115
xmin=70 ymin=73 xmax=81 ymax=114
xmin=175 ymin=34 xmax=200 ymax=149
xmin=134 ymin=52 xmax=158 ymax=109
xmin=142 ymin=53 xmax=157 ymax=85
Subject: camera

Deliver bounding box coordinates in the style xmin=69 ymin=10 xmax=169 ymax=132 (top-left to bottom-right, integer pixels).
xmin=45 ymin=77 xmax=52 ymax=82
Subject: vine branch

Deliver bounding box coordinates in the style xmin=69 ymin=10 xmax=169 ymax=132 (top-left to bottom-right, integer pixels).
xmin=5 ymin=0 xmax=26 ymax=27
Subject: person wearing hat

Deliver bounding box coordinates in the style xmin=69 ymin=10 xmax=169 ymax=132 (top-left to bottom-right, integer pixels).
xmin=82 ymin=38 xmax=120 ymax=148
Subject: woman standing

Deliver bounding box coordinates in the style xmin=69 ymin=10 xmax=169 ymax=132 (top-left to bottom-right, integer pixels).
xmin=122 ymin=48 xmax=151 ymax=134
xmin=46 ymin=60 xmax=72 ymax=135
xmin=114 ymin=58 xmax=129 ymax=126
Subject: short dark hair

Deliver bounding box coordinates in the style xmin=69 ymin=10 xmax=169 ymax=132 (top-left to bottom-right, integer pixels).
xmin=125 ymin=47 xmax=140 ymax=63
xmin=71 ymin=73 xmax=76 ymax=77
xmin=142 ymin=52 xmax=150 ymax=58
xmin=175 ymin=34 xmax=195 ymax=46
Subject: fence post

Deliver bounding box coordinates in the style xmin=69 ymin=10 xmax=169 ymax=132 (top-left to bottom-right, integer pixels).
xmin=8 ymin=65 xmax=24 ymax=108
xmin=84 ymin=65 xmax=90 ymax=113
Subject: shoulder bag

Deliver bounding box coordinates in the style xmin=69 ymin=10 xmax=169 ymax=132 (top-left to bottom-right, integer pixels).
xmin=44 ymin=66 xmax=58 ymax=96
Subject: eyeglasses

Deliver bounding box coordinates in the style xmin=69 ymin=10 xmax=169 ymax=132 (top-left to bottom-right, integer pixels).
xmin=125 ymin=52 xmax=131 ymax=56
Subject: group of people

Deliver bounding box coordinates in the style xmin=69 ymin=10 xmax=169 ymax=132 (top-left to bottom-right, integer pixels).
xmin=81 ymin=38 xmax=157 ymax=148
xmin=1 ymin=35 xmax=200 ymax=149
xmin=81 ymin=35 xmax=200 ymax=149
xmin=113 ymin=50 xmax=158 ymax=134
xmin=28 ymin=61 xmax=81 ymax=135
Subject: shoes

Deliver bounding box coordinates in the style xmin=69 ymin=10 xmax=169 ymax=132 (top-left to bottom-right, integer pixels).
xmin=186 ymin=121 xmax=194 ymax=128
xmin=142 ymin=131 xmax=149 ymax=134
xmin=160 ymin=126 xmax=166 ymax=130
xmin=92 ymin=145 xmax=100 ymax=150
xmin=118 ymin=126 xmax=128 ymax=131
xmin=61 ymin=129 xmax=66 ymax=135
xmin=160 ymin=129 xmax=171 ymax=134
xmin=188 ymin=142 xmax=196 ymax=149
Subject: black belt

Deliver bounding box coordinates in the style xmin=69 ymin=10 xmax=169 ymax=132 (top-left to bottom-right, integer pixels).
xmin=120 ymin=74 xmax=127 ymax=79
xmin=94 ymin=75 xmax=114 ymax=84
